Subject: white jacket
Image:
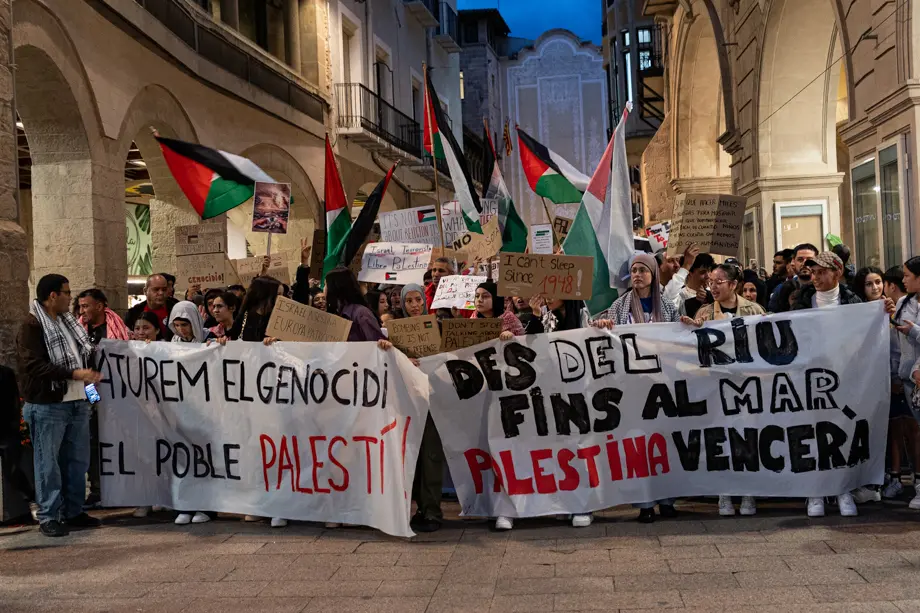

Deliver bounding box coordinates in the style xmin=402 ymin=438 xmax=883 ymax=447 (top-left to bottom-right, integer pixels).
xmin=894 ymin=295 xmax=920 ymax=383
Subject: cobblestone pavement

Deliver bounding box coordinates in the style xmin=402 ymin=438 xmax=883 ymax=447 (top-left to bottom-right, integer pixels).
xmin=3 ymin=499 xmax=920 ymax=612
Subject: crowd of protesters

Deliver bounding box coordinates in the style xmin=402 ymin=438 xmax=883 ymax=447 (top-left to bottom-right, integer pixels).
xmin=5 ymin=235 xmax=918 ymax=538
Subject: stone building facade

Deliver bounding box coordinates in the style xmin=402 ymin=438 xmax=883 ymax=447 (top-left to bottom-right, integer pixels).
xmin=0 ymin=0 xmax=464 ymax=367
xmin=626 ymin=0 xmax=915 ymax=269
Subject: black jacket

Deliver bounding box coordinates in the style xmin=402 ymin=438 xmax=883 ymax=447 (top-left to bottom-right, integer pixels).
xmin=0 ymin=365 xmax=20 ymax=443
xmin=792 ymin=284 xmax=862 ymax=310
xmin=125 ymin=297 xmax=178 ymax=341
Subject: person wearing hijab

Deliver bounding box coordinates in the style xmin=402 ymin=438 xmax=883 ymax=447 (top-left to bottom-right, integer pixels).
xmin=600 ymin=253 xmax=680 ymax=325
xmin=741 ymin=270 xmax=768 ymax=309
xmin=474 ymin=281 xmax=524 ymax=339
xmin=400 ymin=284 xmax=428 ymax=318
xmin=167 ymin=301 xmax=216 ymax=526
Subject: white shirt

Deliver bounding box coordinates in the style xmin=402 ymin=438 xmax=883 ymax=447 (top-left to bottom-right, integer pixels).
xmin=662 ymin=268 xmax=689 ymax=308
xmin=58 ymin=320 xmax=86 ymax=402
xmin=815 ymin=285 xmax=840 ymax=309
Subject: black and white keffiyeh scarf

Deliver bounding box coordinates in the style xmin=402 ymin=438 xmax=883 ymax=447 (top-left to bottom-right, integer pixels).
xmin=30 ymin=299 xmax=93 ymax=388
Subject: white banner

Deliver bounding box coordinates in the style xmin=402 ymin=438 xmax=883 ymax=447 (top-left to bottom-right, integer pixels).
xmin=421 ymin=303 xmax=889 ymax=518
xmin=431 ymin=275 xmax=486 ymax=310
xmin=357 ymin=242 xmax=433 ymax=285
xmin=379 ymin=206 xmax=440 ymax=245
xmin=96 ymin=340 xmax=430 ymax=537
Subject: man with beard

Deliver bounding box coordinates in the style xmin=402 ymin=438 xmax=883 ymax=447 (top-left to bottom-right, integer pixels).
xmin=769 ymin=243 xmax=818 ymax=312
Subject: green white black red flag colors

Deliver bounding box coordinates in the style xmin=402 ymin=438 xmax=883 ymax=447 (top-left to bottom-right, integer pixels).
xmin=516 ymin=128 xmax=590 ymax=204
xmin=322 ymin=136 xmax=351 ymax=281
xmin=323 ymin=160 xmax=399 ymax=277
xmin=424 ymin=72 xmax=482 ymax=234
xmin=155 ymin=136 xmax=274 ymax=219
xmin=482 ymin=122 xmax=527 ymax=253
xmin=562 ymin=105 xmax=635 ymax=316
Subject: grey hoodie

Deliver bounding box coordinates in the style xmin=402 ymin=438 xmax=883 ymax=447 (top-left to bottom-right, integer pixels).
xmin=168 ymin=301 xmax=207 ymax=343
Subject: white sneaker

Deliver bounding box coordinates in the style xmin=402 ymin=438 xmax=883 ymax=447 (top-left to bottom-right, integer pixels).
xmin=270 ymin=517 xmax=288 ymax=528
xmin=837 ymin=493 xmax=858 ymax=517
xmin=133 ymin=506 xmax=150 ymax=518
xmin=851 ymin=486 xmax=881 ymax=504
xmin=883 ymin=479 xmax=904 ymax=499
xmin=29 ymin=502 xmax=39 ymax=522
xmin=243 ymin=515 xmax=261 ymax=522
xmin=495 ymin=516 xmax=513 ymax=531
xmin=740 ymin=496 xmax=757 ymax=516
xmin=192 ymin=512 xmax=212 ymax=524
xmin=571 ymin=514 xmax=593 ymax=528
xmin=174 ymin=513 xmax=192 ymax=525
xmin=324 ymin=522 xmax=340 ymax=528
xmin=718 ymin=495 xmax=736 ymax=516
xmin=910 ymin=494 xmax=920 ymax=510
xmin=807 ymin=497 xmax=825 ymax=517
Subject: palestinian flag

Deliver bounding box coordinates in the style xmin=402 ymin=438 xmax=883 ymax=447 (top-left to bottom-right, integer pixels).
xmin=155 ymin=136 xmax=274 ymax=219
xmin=562 ymin=106 xmax=634 ymax=316
xmin=517 ymin=128 xmax=590 ymax=204
xmin=424 ymin=73 xmax=482 ymax=234
xmin=324 ymin=161 xmax=399 ymax=276
xmin=322 ymin=136 xmax=351 ymax=281
xmin=482 ymin=122 xmax=527 ymax=253
xmin=417 ymin=207 xmax=437 ymax=224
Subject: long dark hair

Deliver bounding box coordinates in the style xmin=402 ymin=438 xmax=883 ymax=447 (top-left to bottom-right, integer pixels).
xmin=852 ymin=266 xmax=884 ymax=302
xmin=365 ymin=289 xmax=386 ymax=324
xmin=325 ymin=266 xmax=368 ymax=317
xmin=895 ymin=257 xmax=920 ymax=322
xmin=742 ymin=270 xmax=767 ymax=307
xmin=227 ymin=276 xmax=282 ymax=340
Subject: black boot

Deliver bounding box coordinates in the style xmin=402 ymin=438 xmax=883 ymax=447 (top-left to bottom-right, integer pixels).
xmin=658 ymin=503 xmax=677 ymax=519
xmin=637 ymin=508 xmax=655 ymax=524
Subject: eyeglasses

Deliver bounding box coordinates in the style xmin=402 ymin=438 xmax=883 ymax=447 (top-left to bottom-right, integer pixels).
xmin=711 ymin=279 xmax=732 ymax=287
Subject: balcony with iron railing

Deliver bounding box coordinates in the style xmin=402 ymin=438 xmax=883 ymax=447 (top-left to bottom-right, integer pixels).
xmin=335 ymin=83 xmax=422 ymax=159
xmin=403 ymin=0 xmax=440 ymax=27
xmin=435 ymin=3 xmax=461 ymax=53
xmin=129 ymin=0 xmax=325 ymax=122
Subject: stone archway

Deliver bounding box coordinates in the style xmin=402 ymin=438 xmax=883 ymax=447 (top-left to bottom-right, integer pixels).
xmin=115 ymin=84 xmax=200 ymax=276
xmin=750 ymin=0 xmax=848 ymax=260
xmin=14 ymin=0 xmax=126 ymax=307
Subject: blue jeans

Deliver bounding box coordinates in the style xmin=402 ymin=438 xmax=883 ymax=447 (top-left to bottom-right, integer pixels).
xmin=23 ymin=400 xmax=91 ymax=524
xmin=633 ymin=498 xmax=676 ymax=509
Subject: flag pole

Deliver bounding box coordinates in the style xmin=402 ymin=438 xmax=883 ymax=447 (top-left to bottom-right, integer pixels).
xmin=540 ymin=196 xmax=561 ymax=249
xmin=424 ymin=63 xmax=448 ymax=253
xmin=266 ymin=233 xmax=272 ymax=256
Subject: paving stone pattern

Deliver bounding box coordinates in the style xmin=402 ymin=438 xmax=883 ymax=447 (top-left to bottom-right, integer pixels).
xmin=3 ymin=500 xmax=920 ymax=612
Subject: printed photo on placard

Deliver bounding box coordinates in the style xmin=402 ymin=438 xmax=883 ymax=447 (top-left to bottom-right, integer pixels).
xmin=251 ymin=182 xmax=291 ymax=234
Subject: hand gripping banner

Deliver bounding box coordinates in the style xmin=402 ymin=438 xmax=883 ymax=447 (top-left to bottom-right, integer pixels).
xmin=96 ymin=340 xmax=429 ymax=537
xmin=421 ymin=302 xmax=889 ymax=518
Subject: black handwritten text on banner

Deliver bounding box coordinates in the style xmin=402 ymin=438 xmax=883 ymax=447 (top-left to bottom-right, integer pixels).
xmin=421 ymin=303 xmax=888 ymax=518
xmin=95 ymin=340 xmax=430 ymax=537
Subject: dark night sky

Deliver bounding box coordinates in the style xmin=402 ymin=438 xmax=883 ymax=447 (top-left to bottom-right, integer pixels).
xmin=456 ymin=0 xmax=602 ymax=45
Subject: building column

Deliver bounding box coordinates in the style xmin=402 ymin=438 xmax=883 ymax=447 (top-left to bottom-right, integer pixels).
xmin=284 ymin=0 xmax=302 ymax=73
xmin=220 ymin=0 xmax=239 ymax=30
xmin=0 ymin=0 xmax=30 ymax=368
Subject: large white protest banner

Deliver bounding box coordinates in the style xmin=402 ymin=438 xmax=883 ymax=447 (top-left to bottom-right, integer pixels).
xmin=358 ymin=242 xmax=433 ymax=285
xmin=421 ymin=303 xmax=889 ymax=518
xmin=96 ymin=340 xmax=430 ymax=537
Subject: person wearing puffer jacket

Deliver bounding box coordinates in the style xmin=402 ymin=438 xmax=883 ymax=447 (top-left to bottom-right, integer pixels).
xmin=892 ymin=257 xmax=920 ymax=509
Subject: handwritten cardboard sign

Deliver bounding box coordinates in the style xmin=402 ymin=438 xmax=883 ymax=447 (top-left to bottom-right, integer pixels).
xmin=358 ymin=242 xmax=433 ymax=285
xmin=175 ymin=253 xmax=226 ymax=290
xmin=452 ymin=216 xmax=501 ymax=263
xmin=440 ymin=318 xmax=502 ymax=352
xmin=667 ymin=194 xmax=746 ymax=257
xmin=379 ymin=206 xmax=440 ymax=245
xmin=431 ymin=275 xmax=486 ymax=310
xmin=384 ymin=314 xmax=441 ymax=358
xmin=175 ymin=221 xmax=226 ymax=256
xmin=553 ymin=216 xmax=573 ymax=241
xmin=497 ymin=252 xmax=594 ymax=300
xmin=348 ymin=228 xmax=381 ymax=279
xmin=234 ymin=253 xmax=291 ymax=287
xmin=266 ymin=296 xmax=352 ymax=342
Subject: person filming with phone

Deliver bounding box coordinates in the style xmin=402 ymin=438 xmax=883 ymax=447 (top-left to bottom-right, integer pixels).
xmin=16 ymin=274 xmax=103 ymax=537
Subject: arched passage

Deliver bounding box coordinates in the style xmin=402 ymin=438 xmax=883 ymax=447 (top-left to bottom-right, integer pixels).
xmin=116 ymin=84 xmax=201 ymax=276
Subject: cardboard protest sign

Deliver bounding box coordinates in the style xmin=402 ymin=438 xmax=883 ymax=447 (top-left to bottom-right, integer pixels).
xmin=530 ymin=224 xmax=554 ymax=254
xmin=224 ymin=256 xmax=242 ymax=287
xmin=175 ymin=253 xmax=226 ymax=290
xmin=348 ymin=228 xmax=380 ymax=279
xmin=442 ymin=199 xmax=499 ymax=245
xmin=420 ymin=302 xmax=889 ymax=518
xmin=667 ymin=194 xmax=746 ymax=256
xmin=553 ymin=216 xmax=573 ymax=241
xmin=266 ymin=296 xmax=351 ymax=342
xmin=358 ymin=242 xmax=433 ymax=285
xmin=97 ymin=339 xmax=429 ymax=537
xmin=385 ymin=314 xmax=441 ymax=358
xmin=251 ymin=182 xmax=291 ymax=234
xmin=431 ymin=275 xmax=486 ymax=310
xmin=309 ymin=228 xmax=325 ymax=280
xmin=234 ymin=253 xmax=291 ymax=287
xmin=497 ymin=252 xmax=593 ymax=300
xmin=439 ymin=318 xmax=502 ymax=352
xmin=379 ymin=206 xmax=440 ymax=245
xmin=175 ymin=221 xmax=226 ymax=256
xmin=452 ymin=216 xmax=502 ymax=263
